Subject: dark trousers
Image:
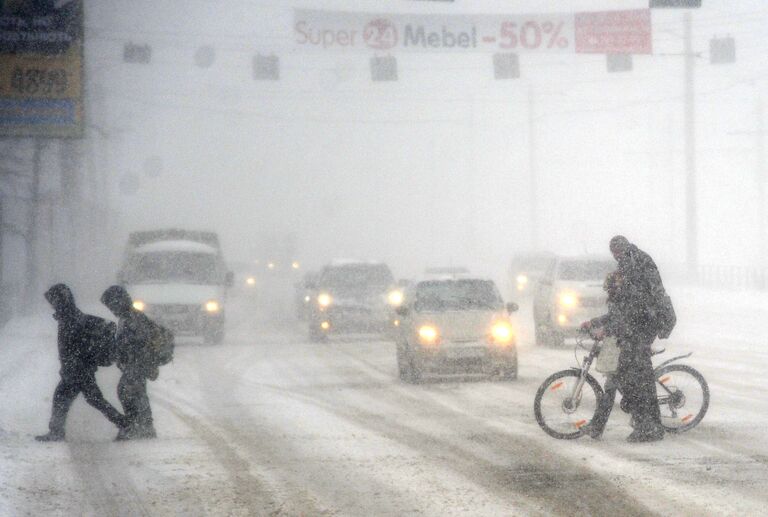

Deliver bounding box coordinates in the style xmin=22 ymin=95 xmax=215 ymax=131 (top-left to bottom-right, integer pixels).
xmin=117 ymin=369 xmax=154 ymax=432
xmin=591 ymin=375 xmax=621 ymax=433
xmin=48 ymin=372 xmax=125 ymax=434
xmin=615 ymin=340 xmax=662 ymax=431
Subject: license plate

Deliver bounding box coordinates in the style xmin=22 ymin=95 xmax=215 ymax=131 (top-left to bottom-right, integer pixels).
xmin=446 ymin=347 xmax=484 ymax=359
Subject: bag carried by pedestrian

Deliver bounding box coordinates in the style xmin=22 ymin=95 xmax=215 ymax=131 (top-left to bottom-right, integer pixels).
xmin=595 ymin=336 xmax=620 ymax=374
xmin=146 ymin=319 xmax=175 ymax=373
xmin=655 ymin=293 xmax=677 ymax=339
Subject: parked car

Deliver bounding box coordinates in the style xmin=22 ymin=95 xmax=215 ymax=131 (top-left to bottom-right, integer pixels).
xmin=394 ymin=277 xmax=518 ymax=382
xmin=532 ymin=255 xmax=615 ymax=347
xmin=118 ymin=229 xmax=233 ymax=344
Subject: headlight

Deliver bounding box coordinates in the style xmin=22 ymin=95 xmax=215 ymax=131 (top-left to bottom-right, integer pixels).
xmin=291 ymin=261 xmax=301 ymax=270
xmin=304 ymin=295 xmax=311 ymax=303
xmin=516 ymin=275 xmax=528 ymax=290
xmin=490 ymin=322 xmax=514 ymax=345
xmin=557 ymin=314 xmax=568 ymax=325
xmin=387 ymin=289 xmax=404 ymax=307
xmin=132 ymin=300 xmax=146 ymax=311
xmin=205 ymin=300 xmax=221 ymax=313
xmin=320 ymin=321 xmax=331 ymax=331
xmin=558 ymin=291 xmax=578 ymax=308
xmin=317 ymin=293 xmax=332 ymax=308
xmin=245 ymin=276 xmax=256 ymax=286
xmin=417 ymin=325 xmax=440 ymax=345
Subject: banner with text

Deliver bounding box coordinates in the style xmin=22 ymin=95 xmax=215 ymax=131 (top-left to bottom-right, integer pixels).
xmin=294 ymin=8 xmax=651 ymax=55
xmin=0 ymin=0 xmax=84 ymax=138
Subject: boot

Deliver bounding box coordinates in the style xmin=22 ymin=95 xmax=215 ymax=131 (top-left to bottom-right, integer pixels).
xmin=35 ymin=431 xmax=65 ymax=442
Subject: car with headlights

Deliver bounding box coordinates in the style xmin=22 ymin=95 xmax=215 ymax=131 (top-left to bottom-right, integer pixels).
xmin=309 ymin=261 xmax=399 ymax=341
xmin=118 ymin=229 xmax=233 ymax=344
xmin=532 ymin=256 xmax=615 ymax=347
xmin=394 ymin=278 xmax=518 ymax=382
xmin=509 ymin=252 xmax=556 ymax=298
xmin=295 ymin=270 xmax=319 ymax=320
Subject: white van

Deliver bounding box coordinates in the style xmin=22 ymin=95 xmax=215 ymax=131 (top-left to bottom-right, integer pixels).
xmin=118 ymin=229 xmax=232 ymax=344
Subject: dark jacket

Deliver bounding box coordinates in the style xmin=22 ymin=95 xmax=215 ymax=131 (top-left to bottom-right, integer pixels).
xmin=44 ymin=284 xmax=116 ymax=379
xmin=114 ymin=309 xmax=154 ymax=375
xmin=616 ymin=244 xmax=666 ymax=313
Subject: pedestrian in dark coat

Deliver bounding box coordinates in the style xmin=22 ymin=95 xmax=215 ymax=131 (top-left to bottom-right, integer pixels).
xmin=100 ymin=285 xmax=157 ymax=440
xmin=606 ymin=235 xmax=665 ymax=442
xmin=580 ymin=272 xmax=632 ymax=439
xmin=35 ymin=284 xmax=127 ymax=442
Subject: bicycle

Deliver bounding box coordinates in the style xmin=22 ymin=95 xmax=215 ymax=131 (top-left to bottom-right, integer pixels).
xmin=533 ymin=330 xmax=709 ymax=440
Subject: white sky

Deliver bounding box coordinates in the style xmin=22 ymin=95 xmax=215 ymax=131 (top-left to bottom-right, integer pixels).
xmin=84 ymin=0 xmax=768 ymax=281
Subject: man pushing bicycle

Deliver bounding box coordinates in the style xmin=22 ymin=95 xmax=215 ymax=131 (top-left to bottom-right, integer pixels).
xmin=581 ymin=236 xmax=668 ymax=443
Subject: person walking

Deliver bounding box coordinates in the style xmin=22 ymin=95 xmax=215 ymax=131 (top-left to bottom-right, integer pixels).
xmin=100 ymin=285 xmax=157 ymax=440
xmin=584 ymin=235 xmax=666 ymax=443
xmin=35 ymin=284 xmax=127 ymax=442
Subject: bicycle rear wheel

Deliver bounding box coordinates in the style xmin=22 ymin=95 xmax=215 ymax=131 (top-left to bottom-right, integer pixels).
xmin=655 ymin=364 xmax=709 ymax=433
xmin=534 ymin=370 xmax=603 ymax=440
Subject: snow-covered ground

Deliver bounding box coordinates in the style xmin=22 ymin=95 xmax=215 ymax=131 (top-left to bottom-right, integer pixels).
xmin=0 ymin=286 xmax=766 ymax=516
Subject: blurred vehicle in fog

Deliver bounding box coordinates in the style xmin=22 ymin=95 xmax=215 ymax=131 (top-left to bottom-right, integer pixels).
xmin=423 ymin=266 xmax=471 ymax=280
xmin=118 ymin=229 xmax=233 ymax=344
xmin=308 ymin=260 xmax=398 ymax=341
xmin=394 ymin=277 xmax=518 ymax=382
xmin=532 ymin=255 xmax=614 ymax=347
xmin=509 ymin=252 xmax=557 ymax=298
xmin=294 ymin=270 xmax=319 ymax=320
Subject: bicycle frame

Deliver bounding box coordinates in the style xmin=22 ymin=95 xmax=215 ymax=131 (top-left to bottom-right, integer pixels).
xmin=566 ymin=335 xmax=601 ymax=407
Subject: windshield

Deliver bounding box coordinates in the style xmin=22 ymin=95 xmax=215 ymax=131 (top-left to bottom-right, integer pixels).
xmin=123 ymin=252 xmax=220 ymax=285
xmin=319 ymin=264 xmax=394 ymax=289
xmin=557 ymin=260 xmax=615 ymax=282
xmin=512 ymin=256 xmax=553 ymax=274
xmin=413 ymin=280 xmax=502 ymax=311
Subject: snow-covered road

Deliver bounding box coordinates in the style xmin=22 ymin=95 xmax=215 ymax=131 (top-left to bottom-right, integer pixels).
xmin=1 ymin=287 xmax=766 ymax=516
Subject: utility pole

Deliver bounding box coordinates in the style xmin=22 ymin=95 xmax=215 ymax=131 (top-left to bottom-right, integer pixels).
xmin=528 ymin=87 xmax=539 ymax=250
xmin=683 ymin=12 xmax=698 ymax=280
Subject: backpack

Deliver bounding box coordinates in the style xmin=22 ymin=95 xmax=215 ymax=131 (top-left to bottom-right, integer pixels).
xmin=84 ymin=317 xmax=117 ymax=367
xmin=655 ymin=293 xmax=677 ymax=339
xmin=146 ymin=319 xmax=175 ymax=367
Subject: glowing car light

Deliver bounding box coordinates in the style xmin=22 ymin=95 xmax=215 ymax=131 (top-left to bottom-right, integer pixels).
xmin=132 ymin=300 xmax=146 ymax=312
xmin=317 ymin=293 xmax=332 ymax=308
xmin=557 ymin=314 xmax=568 ymax=325
xmin=320 ymin=321 xmax=331 ymax=331
xmin=558 ymin=292 xmax=578 ymax=308
xmin=387 ymin=290 xmax=404 ymax=307
xmin=246 ymin=276 xmax=256 ymax=286
xmin=417 ymin=325 xmax=439 ymax=345
xmin=205 ymin=300 xmax=221 ymax=313
xmin=292 ymin=261 xmax=300 ymax=270
xmin=490 ymin=322 xmax=514 ymax=345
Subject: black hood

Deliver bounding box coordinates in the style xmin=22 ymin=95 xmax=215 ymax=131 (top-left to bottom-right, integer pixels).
xmin=101 ymin=285 xmax=133 ymax=317
xmin=44 ymin=283 xmax=78 ymax=318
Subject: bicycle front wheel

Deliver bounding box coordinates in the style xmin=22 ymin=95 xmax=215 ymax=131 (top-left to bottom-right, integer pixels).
xmin=534 ymin=370 xmax=603 ymax=440
xmin=655 ymin=364 xmax=709 ymax=433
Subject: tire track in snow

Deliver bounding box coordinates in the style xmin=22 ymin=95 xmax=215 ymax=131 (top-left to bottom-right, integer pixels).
xmin=152 ymin=394 xmax=290 ymax=516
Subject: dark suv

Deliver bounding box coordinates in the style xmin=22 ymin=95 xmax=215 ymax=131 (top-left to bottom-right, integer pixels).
xmin=309 ymin=261 xmax=397 ymax=341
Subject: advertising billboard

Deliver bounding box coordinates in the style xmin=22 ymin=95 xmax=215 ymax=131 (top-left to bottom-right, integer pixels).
xmin=0 ymin=0 xmax=84 ymax=138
